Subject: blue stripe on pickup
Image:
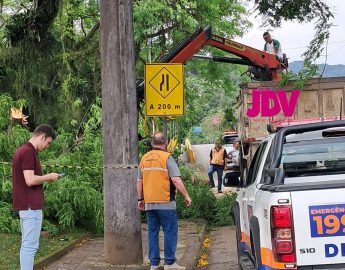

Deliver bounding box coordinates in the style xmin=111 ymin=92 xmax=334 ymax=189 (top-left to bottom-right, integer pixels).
xmin=258 ymin=266 xmax=278 ymax=270
xmin=239 ymin=242 xmax=246 ymax=251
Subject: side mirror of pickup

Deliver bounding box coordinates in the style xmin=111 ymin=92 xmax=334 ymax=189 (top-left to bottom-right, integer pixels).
xmin=267 ymin=168 xmax=285 ymax=185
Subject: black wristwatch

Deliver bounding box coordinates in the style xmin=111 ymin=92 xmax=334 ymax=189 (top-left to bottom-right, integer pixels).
xmin=138 ymin=198 xmax=144 ymax=201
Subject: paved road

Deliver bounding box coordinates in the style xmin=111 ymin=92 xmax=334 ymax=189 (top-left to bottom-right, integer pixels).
xmin=192 ymin=144 xmax=213 ymax=172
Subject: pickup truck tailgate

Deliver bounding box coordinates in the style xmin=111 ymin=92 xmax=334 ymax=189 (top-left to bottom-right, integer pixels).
xmin=291 ymin=188 xmax=345 ymax=266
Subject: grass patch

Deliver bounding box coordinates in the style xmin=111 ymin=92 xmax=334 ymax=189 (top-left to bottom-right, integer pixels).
xmin=0 ymin=229 xmax=89 ymax=270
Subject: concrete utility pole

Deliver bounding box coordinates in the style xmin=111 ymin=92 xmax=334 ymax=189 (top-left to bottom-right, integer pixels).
xmin=99 ymin=0 xmax=143 ymax=265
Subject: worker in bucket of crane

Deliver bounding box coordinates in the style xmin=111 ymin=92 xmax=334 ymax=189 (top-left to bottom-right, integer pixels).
xmin=263 ymin=31 xmax=283 ymax=61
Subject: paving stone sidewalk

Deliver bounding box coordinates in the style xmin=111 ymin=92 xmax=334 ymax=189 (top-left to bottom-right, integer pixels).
xmin=204 ymin=226 xmax=238 ymax=270
xmin=38 ymin=220 xmax=206 ymax=270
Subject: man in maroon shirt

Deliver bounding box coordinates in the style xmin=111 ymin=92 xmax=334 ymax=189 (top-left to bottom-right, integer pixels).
xmin=12 ymin=124 xmax=60 ymax=270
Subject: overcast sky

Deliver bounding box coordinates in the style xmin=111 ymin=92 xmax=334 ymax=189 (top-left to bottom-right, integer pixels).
xmin=236 ymin=0 xmax=345 ymax=65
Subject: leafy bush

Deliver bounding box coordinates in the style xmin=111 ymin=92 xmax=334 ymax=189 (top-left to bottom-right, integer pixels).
xmin=0 ymin=202 xmax=20 ymax=233
xmin=179 ymin=164 xmax=193 ymax=181
xmin=0 ymin=180 xmax=12 ymax=204
xmin=176 ymin=181 xmax=217 ymax=222
xmin=42 ymin=219 xmax=59 ymax=236
xmin=44 ymin=178 xmax=103 ymax=233
xmin=213 ymin=193 xmax=237 ymax=226
xmin=176 ymin=165 xmax=237 ymax=226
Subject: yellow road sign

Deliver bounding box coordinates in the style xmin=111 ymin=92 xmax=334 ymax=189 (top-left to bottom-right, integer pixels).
xmin=145 ymin=64 xmax=184 ymax=116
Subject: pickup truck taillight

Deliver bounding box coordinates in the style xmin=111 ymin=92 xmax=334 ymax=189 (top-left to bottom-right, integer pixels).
xmin=271 ymin=206 xmax=296 ymax=263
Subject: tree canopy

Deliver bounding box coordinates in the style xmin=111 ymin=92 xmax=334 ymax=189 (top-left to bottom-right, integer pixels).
xmin=0 ymin=0 xmax=335 ymax=137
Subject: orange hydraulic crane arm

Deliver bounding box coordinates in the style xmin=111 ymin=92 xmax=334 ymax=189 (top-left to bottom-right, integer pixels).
xmin=167 ymin=26 xmax=280 ymax=69
xmin=137 ymin=26 xmax=286 ymax=100
xmin=205 ymin=34 xmax=281 ymax=70
xmin=161 ymin=26 xmax=285 ymax=81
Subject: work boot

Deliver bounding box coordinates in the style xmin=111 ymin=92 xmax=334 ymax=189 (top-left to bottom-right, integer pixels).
xmin=150 ymin=265 xmax=160 ymax=270
xmin=164 ymin=262 xmax=186 ymax=270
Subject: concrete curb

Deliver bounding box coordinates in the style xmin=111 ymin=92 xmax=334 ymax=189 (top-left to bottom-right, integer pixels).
xmin=34 ymin=232 xmax=93 ymax=270
xmin=180 ymin=218 xmax=208 ymax=270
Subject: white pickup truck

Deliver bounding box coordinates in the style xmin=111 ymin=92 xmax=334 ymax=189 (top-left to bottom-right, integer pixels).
xmin=230 ymin=121 xmax=345 ymax=270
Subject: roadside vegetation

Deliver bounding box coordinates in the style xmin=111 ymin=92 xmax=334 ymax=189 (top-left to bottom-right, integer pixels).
xmin=1 ymin=64 xmax=237 ymax=266
xmin=177 ymin=164 xmax=236 ymax=226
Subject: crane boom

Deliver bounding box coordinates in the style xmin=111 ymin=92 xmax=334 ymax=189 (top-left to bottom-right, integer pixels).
xmin=137 ymin=26 xmax=288 ymax=102
xmin=162 ymin=26 xmax=286 ymax=81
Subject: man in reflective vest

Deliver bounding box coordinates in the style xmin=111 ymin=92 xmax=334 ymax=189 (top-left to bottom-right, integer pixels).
xmin=137 ymin=133 xmax=192 ymax=270
xmin=208 ymin=140 xmax=228 ymax=193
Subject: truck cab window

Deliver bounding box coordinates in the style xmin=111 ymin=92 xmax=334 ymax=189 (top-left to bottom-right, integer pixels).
xmin=282 ymin=137 xmax=345 ymax=178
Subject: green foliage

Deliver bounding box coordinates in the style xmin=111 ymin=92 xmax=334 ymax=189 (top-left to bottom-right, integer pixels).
xmin=170 ymin=146 xmax=182 ymax=162
xmin=293 ymin=62 xmax=318 ymax=91
xmin=42 ymin=219 xmax=59 ymax=236
xmin=4 ymin=0 xmax=60 ymax=46
xmin=213 ymin=193 xmax=237 ymax=226
xmin=222 ymin=107 xmax=238 ymax=130
xmin=44 ymin=178 xmax=103 ymax=233
xmin=254 ymin=0 xmax=332 ymax=27
xmin=0 ymin=93 xmax=103 ymax=234
xmin=175 ymin=74 xmax=239 ymax=142
xmin=179 ymin=164 xmax=193 ymax=181
xmin=1 ymin=0 xmax=100 ymax=131
xmin=0 ymin=94 xmax=30 ymax=161
xmin=1 ymin=0 xmax=249 ymax=139
xmin=139 ymin=138 xmax=151 ymax=159
xmin=279 ymin=61 xmax=318 ymax=91
xmin=0 ymin=94 xmax=27 ymax=129
xmin=0 ymin=202 xmax=20 ymax=233
xmin=176 ymin=165 xmax=236 ymax=226
xmin=188 ymin=115 xmax=223 ymax=144
xmin=41 ymin=100 xmax=103 ymax=233
xmin=134 ymin=0 xmax=249 ymax=73
xmin=278 ymin=70 xmax=295 ymax=87
xmin=176 ymin=181 xmax=216 ymax=222
xmin=176 ymin=181 xmax=236 ymax=226
xmin=0 ymin=180 xmax=12 ymax=203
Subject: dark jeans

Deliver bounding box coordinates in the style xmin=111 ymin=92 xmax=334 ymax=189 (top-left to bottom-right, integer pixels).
xmin=208 ymin=164 xmax=223 ymax=191
xmin=146 ymin=210 xmax=178 ymax=266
